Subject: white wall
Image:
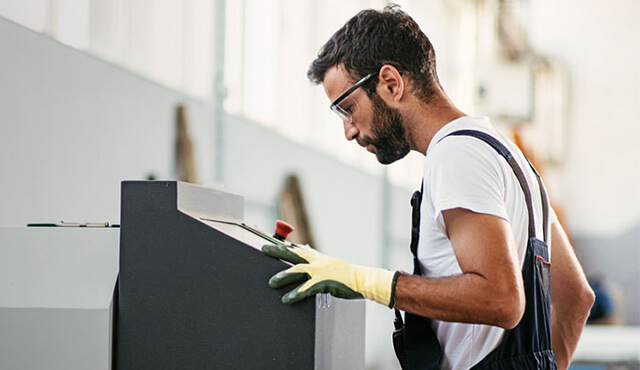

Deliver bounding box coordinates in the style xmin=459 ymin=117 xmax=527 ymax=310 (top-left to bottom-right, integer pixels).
xmin=0 ymin=16 xmax=215 ymax=226
xmin=530 ymin=0 xmax=640 ymax=237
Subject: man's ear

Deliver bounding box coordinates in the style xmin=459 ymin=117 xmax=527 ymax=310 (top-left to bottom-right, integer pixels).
xmin=377 ymin=65 xmax=405 ymax=103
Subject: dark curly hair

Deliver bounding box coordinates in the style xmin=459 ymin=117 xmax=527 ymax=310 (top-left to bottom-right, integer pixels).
xmin=307 ymin=4 xmax=442 ymax=103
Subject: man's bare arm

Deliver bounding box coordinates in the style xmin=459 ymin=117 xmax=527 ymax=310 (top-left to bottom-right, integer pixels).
xmin=393 ymin=208 xmax=526 ymax=329
xmin=549 ymin=222 xmax=594 ymax=370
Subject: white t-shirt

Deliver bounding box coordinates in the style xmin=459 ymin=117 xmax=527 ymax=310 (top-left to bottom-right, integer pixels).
xmin=418 ymin=116 xmax=556 ymax=369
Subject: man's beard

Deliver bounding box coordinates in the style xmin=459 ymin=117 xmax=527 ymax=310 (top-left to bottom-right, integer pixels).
xmin=356 ymin=93 xmax=411 ymax=165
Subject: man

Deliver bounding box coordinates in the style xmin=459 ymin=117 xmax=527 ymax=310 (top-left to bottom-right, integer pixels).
xmin=262 ymin=5 xmax=594 ymax=369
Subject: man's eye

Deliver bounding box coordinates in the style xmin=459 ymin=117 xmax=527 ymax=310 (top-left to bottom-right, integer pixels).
xmin=344 ymin=105 xmax=354 ymax=113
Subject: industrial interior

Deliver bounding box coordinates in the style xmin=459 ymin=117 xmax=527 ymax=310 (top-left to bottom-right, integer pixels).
xmin=0 ymin=0 xmax=638 ymax=369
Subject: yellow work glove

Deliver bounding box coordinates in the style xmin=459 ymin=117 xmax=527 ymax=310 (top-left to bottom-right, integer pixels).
xmin=262 ymin=244 xmax=399 ymax=308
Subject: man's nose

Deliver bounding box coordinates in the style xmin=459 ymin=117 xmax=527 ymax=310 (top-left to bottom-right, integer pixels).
xmin=343 ymin=120 xmax=358 ymax=141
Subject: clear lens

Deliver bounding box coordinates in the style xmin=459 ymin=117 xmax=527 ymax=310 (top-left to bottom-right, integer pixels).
xmin=328 ymin=71 xmax=375 ymax=123
xmin=330 ymin=97 xmax=357 ymax=123
xmin=331 ymin=104 xmax=351 ymax=122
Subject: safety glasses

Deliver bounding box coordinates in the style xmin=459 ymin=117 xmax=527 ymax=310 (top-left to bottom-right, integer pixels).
xmin=329 ymin=72 xmax=375 ymax=122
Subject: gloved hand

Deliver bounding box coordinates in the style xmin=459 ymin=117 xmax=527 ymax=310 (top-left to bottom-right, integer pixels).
xmin=262 ymin=243 xmax=399 ymax=307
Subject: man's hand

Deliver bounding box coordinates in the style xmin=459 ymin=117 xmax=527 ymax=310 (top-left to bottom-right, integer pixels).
xmin=262 ymin=244 xmax=398 ymax=307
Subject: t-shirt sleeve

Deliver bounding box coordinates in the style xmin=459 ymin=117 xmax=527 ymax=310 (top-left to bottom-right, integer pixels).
xmin=425 ymin=136 xmax=509 ymax=236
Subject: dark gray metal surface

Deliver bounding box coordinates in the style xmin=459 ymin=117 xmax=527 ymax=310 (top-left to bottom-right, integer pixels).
xmin=116 ymin=181 xmax=317 ymax=369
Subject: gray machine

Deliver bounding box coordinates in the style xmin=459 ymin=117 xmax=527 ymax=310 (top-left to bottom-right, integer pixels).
xmin=0 ymin=181 xmax=364 ymax=370
xmin=116 ymin=181 xmax=365 ymax=369
xmin=0 ymin=226 xmax=119 ymax=370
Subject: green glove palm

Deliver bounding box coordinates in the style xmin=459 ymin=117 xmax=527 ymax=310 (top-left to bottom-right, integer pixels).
xmin=262 ymin=244 xmax=399 ymax=307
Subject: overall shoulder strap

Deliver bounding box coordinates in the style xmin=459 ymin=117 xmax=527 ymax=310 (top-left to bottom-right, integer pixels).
xmin=524 ymin=157 xmax=550 ymax=242
xmin=409 ymin=181 xmax=423 ymax=275
xmin=441 ymin=130 xmax=548 ymax=241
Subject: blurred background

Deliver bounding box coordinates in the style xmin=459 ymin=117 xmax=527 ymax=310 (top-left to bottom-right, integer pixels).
xmin=0 ymin=0 xmax=638 ymax=368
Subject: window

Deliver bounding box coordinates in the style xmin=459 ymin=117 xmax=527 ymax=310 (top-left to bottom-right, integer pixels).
xmin=0 ymin=0 xmax=214 ymax=100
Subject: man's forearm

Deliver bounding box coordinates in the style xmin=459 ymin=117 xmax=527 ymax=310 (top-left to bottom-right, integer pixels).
xmin=551 ymin=299 xmax=591 ymax=370
xmin=393 ymin=271 xmax=525 ymax=329
xmin=549 ymin=222 xmax=595 ymax=369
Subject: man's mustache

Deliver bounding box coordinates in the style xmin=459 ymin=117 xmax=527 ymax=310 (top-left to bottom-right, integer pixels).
xmin=356 ymin=135 xmax=372 ymax=148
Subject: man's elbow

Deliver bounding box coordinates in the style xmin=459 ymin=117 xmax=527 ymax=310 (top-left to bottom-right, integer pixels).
xmin=556 ymin=279 xmax=596 ymax=319
xmin=494 ymin=289 xmax=526 ymax=329
xmin=577 ymin=283 xmax=596 ymax=317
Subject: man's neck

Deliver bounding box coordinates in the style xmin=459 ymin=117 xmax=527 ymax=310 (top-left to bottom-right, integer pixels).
xmin=403 ymin=96 xmax=466 ymax=155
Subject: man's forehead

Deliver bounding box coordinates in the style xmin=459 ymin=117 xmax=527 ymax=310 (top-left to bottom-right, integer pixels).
xmin=322 ymin=65 xmax=354 ymax=102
